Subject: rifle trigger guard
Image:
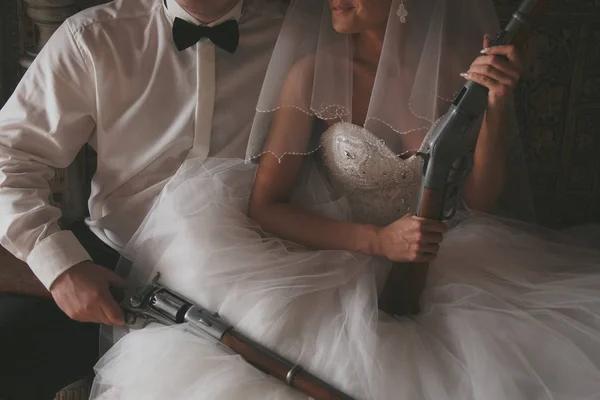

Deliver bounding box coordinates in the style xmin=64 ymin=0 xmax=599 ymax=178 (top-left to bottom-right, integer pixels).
xmin=443 ymin=190 xmax=461 ymax=221
xmin=123 ymin=310 xmax=154 ymax=329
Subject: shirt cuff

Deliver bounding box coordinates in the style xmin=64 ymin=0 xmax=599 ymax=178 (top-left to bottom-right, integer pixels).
xmin=27 ymin=230 xmax=92 ymax=289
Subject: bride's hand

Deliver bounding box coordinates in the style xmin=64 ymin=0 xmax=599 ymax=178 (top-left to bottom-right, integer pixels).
xmin=370 ymin=214 xmax=447 ymax=263
xmin=462 ymin=35 xmax=524 ymax=107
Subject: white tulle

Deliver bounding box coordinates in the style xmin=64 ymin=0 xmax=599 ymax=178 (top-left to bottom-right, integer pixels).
xmin=91 ymin=158 xmax=600 ymax=400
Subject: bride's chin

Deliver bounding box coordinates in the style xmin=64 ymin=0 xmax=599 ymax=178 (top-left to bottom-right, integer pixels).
xmin=331 ymin=17 xmax=358 ymax=34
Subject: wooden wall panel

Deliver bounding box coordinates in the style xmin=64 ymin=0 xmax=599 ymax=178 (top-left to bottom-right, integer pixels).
xmin=496 ymin=0 xmax=600 ymax=227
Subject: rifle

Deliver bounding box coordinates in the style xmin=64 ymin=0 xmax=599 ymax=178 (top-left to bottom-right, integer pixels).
xmin=378 ymin=0 xmax=548 ymax=316
xmin=120 ymin=274 xmax=356 ymax=400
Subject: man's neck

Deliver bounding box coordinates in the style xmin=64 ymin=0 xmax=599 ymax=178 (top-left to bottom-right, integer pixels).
xmin=176 ymin=0 xmax=241 ymax=24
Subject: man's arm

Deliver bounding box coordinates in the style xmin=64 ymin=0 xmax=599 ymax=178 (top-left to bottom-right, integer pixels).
xmin=0 ymin=20 xmax=125 ymax=325
xmin=0 ymin=20 xmax=95 ymax=287
xmin=0 ymin=247 xmax=49 ymax=298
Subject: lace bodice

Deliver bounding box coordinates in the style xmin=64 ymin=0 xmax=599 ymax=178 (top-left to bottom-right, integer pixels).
xmin=320 ymin=122 xmax=422 ymax=226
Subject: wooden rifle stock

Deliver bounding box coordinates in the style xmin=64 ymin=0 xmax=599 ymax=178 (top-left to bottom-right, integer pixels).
xmin=378 ymin=0 xmax=549 ymax=317
xmin=378 ymin=188 xmax=445 ymax=316
xmin=221 ymin=329 xmax=354 ymax=399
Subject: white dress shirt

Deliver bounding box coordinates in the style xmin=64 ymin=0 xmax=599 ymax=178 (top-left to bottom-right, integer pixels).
xmin=0 ymin=0 xmax=284 ymax=288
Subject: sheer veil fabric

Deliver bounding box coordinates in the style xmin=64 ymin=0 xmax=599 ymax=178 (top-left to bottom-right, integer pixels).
xmin=247 ymin=0 xmax=534 ymax=220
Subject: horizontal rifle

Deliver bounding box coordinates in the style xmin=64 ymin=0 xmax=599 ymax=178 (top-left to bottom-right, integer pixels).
xmin=121 ymin=274 xmax=356 ymax=400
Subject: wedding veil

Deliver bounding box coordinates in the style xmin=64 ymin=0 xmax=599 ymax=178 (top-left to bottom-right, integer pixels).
xmin=246 ymin=0 xmax=534 ymax=221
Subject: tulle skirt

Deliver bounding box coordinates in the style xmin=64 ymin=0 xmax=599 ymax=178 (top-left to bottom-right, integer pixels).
xmin=91 ymin=158 xmax=600 ymax=400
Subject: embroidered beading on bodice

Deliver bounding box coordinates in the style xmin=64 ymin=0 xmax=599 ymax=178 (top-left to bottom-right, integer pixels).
xmin=320 ymin=122 xmax=422 ymax=226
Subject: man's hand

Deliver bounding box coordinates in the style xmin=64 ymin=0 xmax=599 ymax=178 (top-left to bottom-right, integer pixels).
xmin=50 ymin=261 xmax=126 ymax=325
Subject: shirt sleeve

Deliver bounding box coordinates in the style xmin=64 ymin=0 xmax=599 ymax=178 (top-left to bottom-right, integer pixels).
xmin=0 ymin=20 xmax=96 ymax=289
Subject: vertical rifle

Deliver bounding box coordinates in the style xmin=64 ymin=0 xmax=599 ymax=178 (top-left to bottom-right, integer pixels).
xmin=378 ymin=0 xmax=548 ymax=316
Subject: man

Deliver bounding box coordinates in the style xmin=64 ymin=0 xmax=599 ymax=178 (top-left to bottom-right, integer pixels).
xmin=0 ymin=0 xmax=285 ymax=398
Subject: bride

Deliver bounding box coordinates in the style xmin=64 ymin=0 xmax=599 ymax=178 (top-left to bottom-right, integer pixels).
xmin=91 ymin=0 xmax=600 ymax=399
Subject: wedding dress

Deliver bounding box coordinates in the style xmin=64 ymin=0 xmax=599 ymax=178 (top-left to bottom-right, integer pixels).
xmin=91 ymin=122 xmax=600 ymax=400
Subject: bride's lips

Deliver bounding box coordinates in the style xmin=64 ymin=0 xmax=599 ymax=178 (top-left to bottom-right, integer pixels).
xmin=331 ymin=6 xmax=355 ymax=14
xmin=330 ymin=1 xmax=355 ymax=12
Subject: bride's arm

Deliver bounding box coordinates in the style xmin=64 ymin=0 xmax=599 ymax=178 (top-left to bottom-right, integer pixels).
xmin=249 ymin=120 xmax=445 ymax=263
xmin=460 ymin=36 xmax=525 ymax=213
xmin=249 ymin=107 xmax=379 ymax=255
xmin=462 ymin=101 xmax=511 ymax=212
xmin=249 ymin=58 xmax=383 ymax=254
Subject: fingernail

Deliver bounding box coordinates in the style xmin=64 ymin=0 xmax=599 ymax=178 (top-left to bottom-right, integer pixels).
xmin=460 ymin=72 xmax=468 ymax=78
xmin=480 ymin=48 xmax=490 ymax=54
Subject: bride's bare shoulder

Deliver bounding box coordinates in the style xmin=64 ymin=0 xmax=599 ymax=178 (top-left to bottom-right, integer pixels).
xmin=282 ymin=49 xmax=345 ymax=92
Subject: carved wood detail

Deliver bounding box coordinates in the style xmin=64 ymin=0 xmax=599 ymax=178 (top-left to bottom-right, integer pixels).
xmin=19 ymin=0 xmax=79 ymax=68
xmin=496 ymin=0 xmax=600 ymax=227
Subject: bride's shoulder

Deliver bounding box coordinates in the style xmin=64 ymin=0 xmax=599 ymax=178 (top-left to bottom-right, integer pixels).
xmin=287 ymin=54 xmax=317 ymax=80
xmin=283 ymin=48 xmax=345 ymax=89
xmin=276 ymin=55 xmax=318 ymax=101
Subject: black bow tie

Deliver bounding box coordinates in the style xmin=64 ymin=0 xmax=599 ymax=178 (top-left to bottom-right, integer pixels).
xmin=172 ymin=17 xmax=239 ymax=54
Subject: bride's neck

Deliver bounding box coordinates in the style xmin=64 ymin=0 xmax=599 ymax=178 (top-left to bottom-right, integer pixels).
xmin=352 ymin=28 xmax=385 ymax=68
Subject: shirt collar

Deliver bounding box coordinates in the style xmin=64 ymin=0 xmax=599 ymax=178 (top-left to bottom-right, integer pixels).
xmin=164 ymin=0 xmax=244 ymax=27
